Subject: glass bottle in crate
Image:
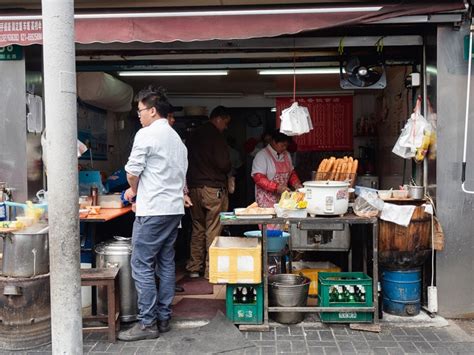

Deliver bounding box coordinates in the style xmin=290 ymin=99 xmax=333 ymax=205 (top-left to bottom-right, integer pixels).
xmin=241 ymin=287 xmax=248 ymax=303
xmin=337 ymin=286 xmax=344 ymax=302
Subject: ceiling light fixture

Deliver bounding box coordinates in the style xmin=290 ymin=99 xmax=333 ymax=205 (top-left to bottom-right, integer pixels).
xmin=259 ymin=68 xmax=340 ymax=75
xmin=118 ymin=70 xmax=228 ymax=77
xmin=0 ymin=6 xmax=382 ymax=21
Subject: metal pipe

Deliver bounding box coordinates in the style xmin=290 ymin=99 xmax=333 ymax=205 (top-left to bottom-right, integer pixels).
xmin=41 ymin=0 xmax=83 ymax=353
xmin=462 ymin=24 xmax=474 ymax=194
xmin=423 ymin=43 xmax=429 ymax=190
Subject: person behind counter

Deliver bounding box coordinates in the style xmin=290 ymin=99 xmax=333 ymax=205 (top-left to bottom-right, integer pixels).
xmin=186 ymin=106 xmax=232 ymax=279
xmin=251 ymin=130 xmax=302 ymax=208
xmin=119 ymin=87 xmax=188 ymax=341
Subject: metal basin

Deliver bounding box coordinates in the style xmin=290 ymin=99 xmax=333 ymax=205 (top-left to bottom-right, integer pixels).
xmin=268 ymin=274 xmax=310 ymax=324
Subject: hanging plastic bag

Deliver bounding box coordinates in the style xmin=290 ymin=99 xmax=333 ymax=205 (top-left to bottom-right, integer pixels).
xmin=392 ymin=96 xmax=429 ymax=159
xmin=41 ymin=130 xmax=88 ymax=173
xmin=280 ymin=102 xmax=313 ymax=136
xmin=353 ymin=190 xmax=384 ymax=218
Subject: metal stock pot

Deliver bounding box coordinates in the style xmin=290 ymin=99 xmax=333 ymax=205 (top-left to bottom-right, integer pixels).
xmin=95 ymin=236 xmax=137 ymax=322
xmin=1 ymin=226 xmax=49 ymax=277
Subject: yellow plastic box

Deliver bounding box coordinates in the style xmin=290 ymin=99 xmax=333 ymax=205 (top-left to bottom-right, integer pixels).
xmin=291 ymin=261 xmax=341 ymax=296
xmin=209 ymin=237 xmax=261 ymax=284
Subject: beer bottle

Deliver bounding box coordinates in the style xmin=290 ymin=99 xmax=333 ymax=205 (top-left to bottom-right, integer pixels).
xmin=241 ymin=287 xmax=248 ymax=303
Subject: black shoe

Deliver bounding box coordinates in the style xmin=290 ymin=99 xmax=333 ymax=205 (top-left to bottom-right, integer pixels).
xmin=118 ymin=322 xmax=159 ymax=341
xmin=158 ymin=319 xmax=171 ymax=333
xmin=175 ymin=285 xmax=185 ymax=293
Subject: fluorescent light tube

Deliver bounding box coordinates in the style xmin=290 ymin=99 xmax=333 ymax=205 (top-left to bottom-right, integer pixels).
xmin=259 ymin=68 xmax=340 ymax=75
xmin=118 ymin=70 xmax=228 ymax=77
xmin=0 ymin=7 xmax=382 ymax=21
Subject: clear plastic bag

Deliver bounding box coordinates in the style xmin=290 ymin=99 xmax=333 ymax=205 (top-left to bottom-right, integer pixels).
xmin=354 ymin=190 xmax=384 ymax=218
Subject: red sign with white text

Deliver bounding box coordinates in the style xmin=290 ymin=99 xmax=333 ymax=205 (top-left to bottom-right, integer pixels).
xmin=0 ymin=20 xmax=43 ymax=46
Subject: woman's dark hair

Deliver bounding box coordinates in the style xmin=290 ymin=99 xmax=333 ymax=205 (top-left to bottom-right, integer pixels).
xmin=272 ymin=130 xmax=292 ymax=144
xmin=210 ymin=105 xmax=231 ymax=120
xmin=135 ymin=85 xmax=172 ymax=118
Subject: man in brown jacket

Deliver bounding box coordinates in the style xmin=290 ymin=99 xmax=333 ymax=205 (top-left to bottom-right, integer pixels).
xmin=186 ymin=106 xmax=232 ymax=279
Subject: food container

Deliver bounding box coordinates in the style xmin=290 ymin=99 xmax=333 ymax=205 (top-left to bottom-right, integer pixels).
xmin=377 ymin=190 xmax=392 ymax=200
xmin=303 ymin=181 xmax=350 ymax=216
xmin=273 ymin=204 xmax=307 ymax=218
xmin=408 ymin=186 xmax=424 ymax=199
xmin=392 ymin=190 xmax=409 ymax=199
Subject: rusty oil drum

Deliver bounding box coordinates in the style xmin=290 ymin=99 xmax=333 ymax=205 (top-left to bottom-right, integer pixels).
xmin=378 ymin=204 xmax=431 ymax=269
xmin=0 ymin=273 xmax=51 ymax=350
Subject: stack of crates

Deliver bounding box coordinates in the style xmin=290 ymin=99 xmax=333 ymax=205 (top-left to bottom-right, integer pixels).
xmin=225 ymin=283 xmax=263 ymax=325
xmin=318 ymin=272 xmax=373 ymax=323
xmin=209 ymin=236 xmax=263 ymax=324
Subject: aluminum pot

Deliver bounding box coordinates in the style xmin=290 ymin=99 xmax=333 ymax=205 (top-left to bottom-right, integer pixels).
xmin=268 ymin=274 xmax=310 ymax=324
xmin=95 ymin=236 xmax=137 ymax=322
xmin=304 ymin=181 xmax=350 ymax=216
xmin=2 ymin=227 xmax=49 ymax=277
xmin=408 ymin=186 xmax=424 ymax=200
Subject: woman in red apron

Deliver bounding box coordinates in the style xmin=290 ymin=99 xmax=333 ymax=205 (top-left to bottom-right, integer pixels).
xmin=251 ymin=131 xmax=302 ymax=210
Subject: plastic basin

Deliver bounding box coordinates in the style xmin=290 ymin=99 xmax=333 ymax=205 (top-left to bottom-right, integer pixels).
xmin=244 ymin=230 xmax=289 ymax=253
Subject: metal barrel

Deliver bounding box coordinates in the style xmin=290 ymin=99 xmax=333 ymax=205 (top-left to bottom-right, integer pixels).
xmin=381 ymin=268 xmax=421 ymax=316
xmin=0 ymin=273 xmax=51 ymax=350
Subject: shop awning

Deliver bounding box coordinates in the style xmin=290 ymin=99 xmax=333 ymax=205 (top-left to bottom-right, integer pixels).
xmin=0 ymin=1 xmax=466 ymax=47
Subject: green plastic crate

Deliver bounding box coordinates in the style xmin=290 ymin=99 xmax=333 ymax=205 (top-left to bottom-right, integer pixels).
xmin=225 ymin=283 xmax=263 ymax=324
xmin=318 ymin=272 xmax=373 ymax=323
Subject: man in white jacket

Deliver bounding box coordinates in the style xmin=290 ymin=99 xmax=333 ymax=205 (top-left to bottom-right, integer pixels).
xmin=119 ymin=87 xmax=188 ymax=341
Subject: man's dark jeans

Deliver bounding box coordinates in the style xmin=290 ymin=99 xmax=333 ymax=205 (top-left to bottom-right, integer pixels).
xmin=131 ymin=214 xmax=183 ymax=326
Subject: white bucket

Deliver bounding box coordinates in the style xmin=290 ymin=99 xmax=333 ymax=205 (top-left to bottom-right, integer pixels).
xmin=80 ymin=263 xmax=92 ymax=309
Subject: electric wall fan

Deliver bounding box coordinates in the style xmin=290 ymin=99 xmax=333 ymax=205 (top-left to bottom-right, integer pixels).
xmin=340 ymin=56 xmax=386 ymax=89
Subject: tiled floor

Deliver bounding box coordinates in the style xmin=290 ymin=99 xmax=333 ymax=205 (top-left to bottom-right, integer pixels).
xmin=16 ymin=319 xmax=474 ymax=354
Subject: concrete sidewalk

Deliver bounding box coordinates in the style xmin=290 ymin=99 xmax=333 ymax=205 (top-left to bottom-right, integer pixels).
xmin=11 ymin=317 xmax=473 ymax=354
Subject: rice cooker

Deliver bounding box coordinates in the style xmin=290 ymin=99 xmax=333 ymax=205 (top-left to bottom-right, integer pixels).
xmin=303 ymin=181 xmax=350 ymax=216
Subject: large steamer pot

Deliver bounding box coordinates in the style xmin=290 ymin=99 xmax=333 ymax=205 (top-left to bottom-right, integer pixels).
xmin=303 ymin=181 xmax=350 ymax=216
xmin=95 ymin=236 xmax=137 ymax=322
xmin=0 ymin=273 xmax=51 ymax=350
xmin=2 ymin=228 xmax=49 ymax=277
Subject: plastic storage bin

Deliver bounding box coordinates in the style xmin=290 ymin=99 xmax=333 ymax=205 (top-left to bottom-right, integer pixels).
xmin=225 ymin=283 xmax=263 ymax=324
xmin=209 ymin=237 xmax=261 ymax=284
xmin=318 ymin=272 xmax=373 ymax=323
xmin=291 ymin=261 xmax=341 ymax=296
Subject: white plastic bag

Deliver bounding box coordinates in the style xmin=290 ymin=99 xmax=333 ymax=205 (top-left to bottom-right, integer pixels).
xmin=280 ymin=102 xmax=313 ymax=136
xmin=392 ymin=97 xmax=429 ymax=159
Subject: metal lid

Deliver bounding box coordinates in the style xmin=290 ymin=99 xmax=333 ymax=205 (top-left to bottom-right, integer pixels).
xmin=95 ymin=235 xmax=132 ymax=255
xmin=303 ymin=180 xmax=350 ymax=188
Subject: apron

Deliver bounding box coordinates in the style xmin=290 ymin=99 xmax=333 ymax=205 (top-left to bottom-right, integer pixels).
xmin=255 ymin=147 xmax=292 ymax=208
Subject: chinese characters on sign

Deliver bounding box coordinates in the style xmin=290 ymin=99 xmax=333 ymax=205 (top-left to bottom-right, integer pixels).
xmin=0 ymin=45 xmax=23 ymax=60
xmin=0 ymin=20 xmax=43 ymax=46
xmin=276 ymin=96 xmax=353 ymax=151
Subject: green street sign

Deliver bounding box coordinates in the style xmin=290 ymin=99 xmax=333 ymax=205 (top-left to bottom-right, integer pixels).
xmin=0 ymin=45 xmax=23 ymax=61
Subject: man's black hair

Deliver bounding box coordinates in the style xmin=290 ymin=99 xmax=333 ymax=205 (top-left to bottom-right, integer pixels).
xmin=135 ymin=85 xmax=172 ymax=118
xmin=210 ymin=105 xmax=231 ymax=120
xmin=271 ymin=130 xmax=292 ymax=144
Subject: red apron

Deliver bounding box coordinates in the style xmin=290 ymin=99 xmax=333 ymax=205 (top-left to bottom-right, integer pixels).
xmin=255 ymin=147 xmax=292 ymax=208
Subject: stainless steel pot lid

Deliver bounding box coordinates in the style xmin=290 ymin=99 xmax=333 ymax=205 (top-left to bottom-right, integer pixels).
xmin=95 ymin=235 xmax=132 ymax=255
